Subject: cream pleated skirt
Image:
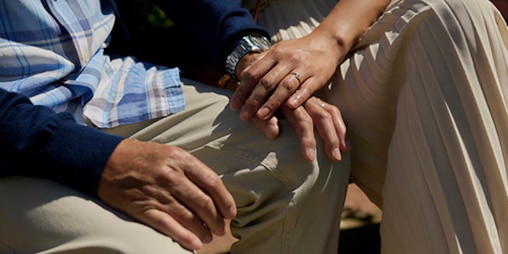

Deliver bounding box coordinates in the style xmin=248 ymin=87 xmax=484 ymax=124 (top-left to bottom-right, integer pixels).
xmin=257 ymin=0 xmax=508 ymax=253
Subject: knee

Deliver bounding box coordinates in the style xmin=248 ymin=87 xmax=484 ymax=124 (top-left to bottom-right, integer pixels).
xmin=0 ymin=177 xmax=191 ymax=253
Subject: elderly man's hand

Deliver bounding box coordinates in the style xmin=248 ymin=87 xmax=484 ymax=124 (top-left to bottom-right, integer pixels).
xmin=97 ymin=139 xmax=237 ymax=251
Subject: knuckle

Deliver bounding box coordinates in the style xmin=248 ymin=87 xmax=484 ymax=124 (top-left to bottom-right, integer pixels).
xmin=271 ymin=45 xmax=300 ymax=61
xmin=258 ymin=76 xmax=275 ymax=90
xmin=267 ymin=97 xmax=283 ymax=108
xmin=150 ymin=214 xmax=167 ymax=225
xmin=299 ymin=113 xmax=313 ymax=124
xmin=163 ymin=168 xmax=184 ymax=184
xmin=270 ymin=45 xmax=284 ymax=56
xmin=162 ymin=146 xmax=188 ymax=164
xmin=240 ymin=69 xmax=255 ymax=81
xmin=330 ymin=106 xmax=342 ymax=117
xmin=247 ymin=96 xmax=263 ymax=108
xmin=196 ymin=193 xmax=214 ymax=211
xmin=203 ymin=173 xmax=221 ymax=189
xmin=179 ymin=209 xmax=196 ymax=222
xmin=288 ymin=52 xmax=302 ymax=62
xmin=315 ymin=110 xmax=331 ymax=120
xmin=281 ymin=78 xmax=299 ymax=91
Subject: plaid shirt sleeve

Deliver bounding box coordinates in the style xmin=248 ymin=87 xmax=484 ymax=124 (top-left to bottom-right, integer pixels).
xmin=0 ymin=0 xmax=185 ymax=128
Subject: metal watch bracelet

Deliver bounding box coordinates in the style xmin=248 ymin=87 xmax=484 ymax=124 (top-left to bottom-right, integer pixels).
xmin=225 ymin=33 xmax=271 ymax=81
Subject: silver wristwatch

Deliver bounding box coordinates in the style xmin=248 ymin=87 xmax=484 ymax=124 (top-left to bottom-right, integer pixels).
xmin=225 ymin=33 xmax=271 ymax=81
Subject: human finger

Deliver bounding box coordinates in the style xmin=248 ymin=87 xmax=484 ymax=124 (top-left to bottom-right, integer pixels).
xmin=98 ymin=141 xmax=233 ymax=241
xmin=134 ymin=178 xmax=216 ymax=241
xmin=230 ymin=51 xmax=273 ymax=110
xmin=304 ymin=97 xmax=346 ymax=161
xmin=142 ymin=208 xmax=204 ymax=251
xmin=173 ymin=153 xmax=236 ymax=235
xmin=251 ymin=114 xmax=281 ymax=139
xmin=287 ymin=77 xmax=319 ymax=109
xmin=256 ymin=71 xmax=303 ymax=120
xmin=237 ymin=64 xmax=296 ymax=121
xmin=280 ymin=104 xmax=317 ymax=161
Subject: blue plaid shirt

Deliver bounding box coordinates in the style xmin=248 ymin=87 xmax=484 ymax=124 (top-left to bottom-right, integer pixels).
xmin=0 ymin=0 xmax=184 ymax=128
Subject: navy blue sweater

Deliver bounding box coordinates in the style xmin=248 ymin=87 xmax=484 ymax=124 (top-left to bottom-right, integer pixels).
xmin=0 ymin=0 xmax=268 ymax=197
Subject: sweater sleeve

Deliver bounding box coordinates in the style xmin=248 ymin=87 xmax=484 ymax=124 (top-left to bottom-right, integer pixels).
xmin=157 ymin=0 xmax=270 ymax=70
xmin=0 ymin=88 xmax=124 ymax=196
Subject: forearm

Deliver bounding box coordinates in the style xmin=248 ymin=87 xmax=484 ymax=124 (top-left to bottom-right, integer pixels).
xmin=309 ymin=0 xmax=391 ymax=64
xmin=0 ymin=89 xmax=124 ymax=196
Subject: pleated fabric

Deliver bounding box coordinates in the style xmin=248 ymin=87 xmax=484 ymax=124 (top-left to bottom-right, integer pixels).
xmin=259 ymin=0 xmax=508 ymax=253
xmin=256 ymin=0 xmax=337 ymax=42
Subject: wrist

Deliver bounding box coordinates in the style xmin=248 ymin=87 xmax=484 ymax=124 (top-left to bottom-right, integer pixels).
xmin=308 ymin=27 xmax=350 ymax=66
xmin=225 ymin=33 xmax=271 ymax=81
xmin=235 ymin=52 xmax=262 ymax=78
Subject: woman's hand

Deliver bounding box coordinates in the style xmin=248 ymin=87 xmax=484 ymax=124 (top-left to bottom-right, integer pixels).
xmin=252 ymin=96 xmax=350 ymax=161
xmin=229 ymin=0 xmax=390 ymax=123
xmin=231 ymin=33 xmax=344 ymax=122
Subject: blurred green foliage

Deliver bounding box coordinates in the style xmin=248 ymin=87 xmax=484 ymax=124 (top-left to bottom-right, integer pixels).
xmin=117 ymin=0 xmax=174 ymax=28
xmin=147 ymin=4 xmax=174 ymax=28
xmin=107 ymin=0 xmax=183 ymax=66
xmin=106 ymin=0 xmax=217 ymax=81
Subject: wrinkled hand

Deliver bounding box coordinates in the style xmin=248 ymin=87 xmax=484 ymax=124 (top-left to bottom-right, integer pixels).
xmin=231 ymin=33 xmax=344 ymax=122
xmin=97 ymin=139 xmax=237 ymax=251
xmin=252 ymin=96 xmax=350 ymax=161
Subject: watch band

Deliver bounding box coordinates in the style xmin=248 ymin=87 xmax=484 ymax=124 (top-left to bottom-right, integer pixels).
xmin=225 ymin=33 xmax=271 ymax=81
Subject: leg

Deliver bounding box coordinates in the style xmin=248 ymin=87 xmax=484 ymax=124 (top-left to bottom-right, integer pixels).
xmin=326 ymin=0 xmax=508 ymax=252
xmin=0 ymin=177 xmax=191 ymax=254
xmin=0 ymin=80 xmax=349 ymax=254
xmin=128 ymin=80 xmax=351 ymax=254
xmin=382 ymin=1 xmax=508 ymax=252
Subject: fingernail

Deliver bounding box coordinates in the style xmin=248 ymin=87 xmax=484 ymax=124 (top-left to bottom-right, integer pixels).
xmin=333 ymin=148 xmax=342 ymax=161
xmin=289 ymin=97 xmax=299 ymax=108
xmin=258 ymin=107 xmax=270 ymax=119
xmin=306 ymin=148 xmax=316 ymax=161
xmin=240 ymin=108 xmax=252 ymax=121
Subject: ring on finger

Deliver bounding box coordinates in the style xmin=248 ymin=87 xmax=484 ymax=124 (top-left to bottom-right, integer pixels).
xmin=290 ymin=72 xmax=302 ymax=86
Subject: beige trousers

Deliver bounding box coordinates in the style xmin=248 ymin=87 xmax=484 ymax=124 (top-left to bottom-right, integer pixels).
xmin=259 ymin=0 xmax=508 ymax=253
xmin=0 ymin=81 xmax=350 ymax=253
